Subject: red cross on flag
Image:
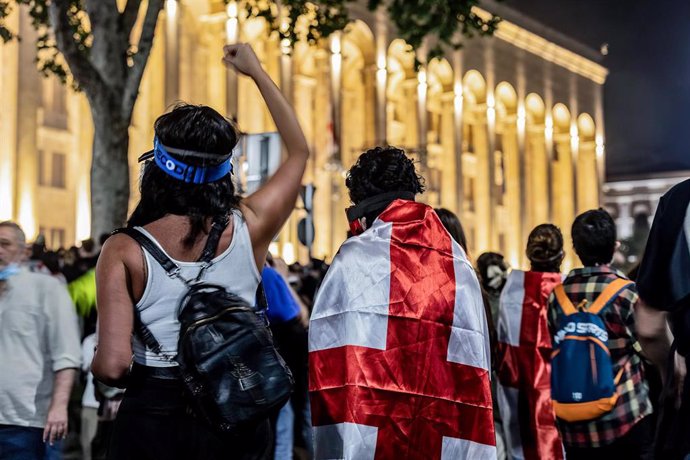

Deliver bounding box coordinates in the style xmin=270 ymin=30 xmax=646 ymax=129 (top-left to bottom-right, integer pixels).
xmin=309 ymin=200 xmax=496 ymax=459
xmin=496 ymin=270 xmax=564 ymax=460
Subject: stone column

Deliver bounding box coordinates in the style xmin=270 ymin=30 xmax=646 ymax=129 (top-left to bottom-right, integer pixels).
xmin=474 ymin=114 xmax=491 ymax=254
xmin=569 ymin=74 xmax=580 ymax=214
xmin=502 ymin=121 xmax=521 ymax=268
xmin=164 ymin=0 xmax=180 ymax=107
xmin=594 ymin=83 xmax=605 ymax=206
xmin=329 ymin=33 xmax=347 ymax=256
xmin=279 ymin=37 xmax=298 ymax=262
xmin=225 ymin=1 xmax=240 ymax=119
xmin=312 ymin=52 xmax=335 ymax=259
xmin=516 ymin=54 xmax=528 ymax=267
xmin=330 ymin=33 xmax=343 ymax=160
xmin=375 ymin=10 xmax=388 ymax=145
xmin=15 ymin=7 xmax=41 ymax=238
xmin=543 ymin=63 xmax=555 ymax=222
xmin=452 ymin=49 xmax=464 ymax=217
xmin=0 ymin=7 xmax=20 ymax=220
xmin=363 ymin=64 xmax=378 ymax=148
xmin=484 ymin=41 xmax=497 ymax=249
xmin=73 ymin=93 xmax=93 ymax=242
xmin=439 ymin=94 xmax=457 ymax=211
xmin=417 ymin=64 xmax=428 ymax=169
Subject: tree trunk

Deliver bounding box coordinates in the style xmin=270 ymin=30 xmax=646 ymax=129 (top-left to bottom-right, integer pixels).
xmin=90 ymin=105 xmax=130 ymax=239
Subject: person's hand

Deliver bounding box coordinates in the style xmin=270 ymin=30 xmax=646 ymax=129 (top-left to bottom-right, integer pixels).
xmin=222 ymin=43 xmax=263 ymax=78
xmin=43 ymin=404 xmax=68 ymax=445
xmin=298 ymin=302 xmax=310 ymax=329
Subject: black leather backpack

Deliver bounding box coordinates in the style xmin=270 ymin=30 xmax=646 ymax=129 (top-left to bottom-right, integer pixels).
xmin=114 ymin=215 xmax=293 ymax=432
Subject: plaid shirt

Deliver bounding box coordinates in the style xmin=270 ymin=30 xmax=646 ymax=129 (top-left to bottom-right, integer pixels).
xmin=547 ymin=266 xmax=652 ymax=448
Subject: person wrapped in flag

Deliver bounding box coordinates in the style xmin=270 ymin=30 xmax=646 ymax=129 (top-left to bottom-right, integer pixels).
xmin=309 ymin=147 xmax=496 ymax=459
xmin=496 ymin=224 xmax=565 ymax=460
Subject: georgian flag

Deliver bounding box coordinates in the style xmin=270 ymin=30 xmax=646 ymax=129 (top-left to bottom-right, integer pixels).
xmin=496 ymin=270 xmax=564 ymax=460
xmin=309 ymin=200 xmax=496 ymax=460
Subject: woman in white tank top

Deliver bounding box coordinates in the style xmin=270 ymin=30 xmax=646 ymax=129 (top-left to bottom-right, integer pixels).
xmin=92 ymin=43 xmax=309 ymax=460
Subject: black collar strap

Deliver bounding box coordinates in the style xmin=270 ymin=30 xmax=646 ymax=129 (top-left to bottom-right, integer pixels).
xmin=346 ymin=191 xmax=416 ymax=222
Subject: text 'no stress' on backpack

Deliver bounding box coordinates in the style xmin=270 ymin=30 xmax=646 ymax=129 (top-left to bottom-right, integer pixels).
xmin=550 ymin=278 xmax=634 ymax=422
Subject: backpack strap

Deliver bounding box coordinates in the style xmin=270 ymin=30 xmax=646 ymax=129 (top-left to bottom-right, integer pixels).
xmin=198 ymin=214 xmax=230 ymax=264
xmin=112 ymin=227 xmax=180 ymax=277
xmin=110 ymin=215 xmax=229 ymax=363
xmin=554 ymin=284 xmax=577 ymax=316
xmin=588 ymin=278 xmax=634 ymax=315
xmin=112 ymin=214 xmax=230 ymax=282
xmin=110 ymin=226 xmax=179 ymax=362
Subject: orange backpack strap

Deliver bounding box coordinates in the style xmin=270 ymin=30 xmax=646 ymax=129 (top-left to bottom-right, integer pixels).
xmin=588 ymin=278 xmax=634 ymax=315
xmin=554 ymin=284 xmax=577 ymax=316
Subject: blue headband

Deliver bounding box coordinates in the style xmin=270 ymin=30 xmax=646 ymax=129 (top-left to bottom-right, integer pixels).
xmin=145 ymin=137 xmax=233 ymax=184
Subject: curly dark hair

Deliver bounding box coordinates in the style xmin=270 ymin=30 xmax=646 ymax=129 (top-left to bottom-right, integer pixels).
xmin=526 ymin=223 xmax=564 ymax=273
xmin=345 ymin=146 xmax=425 ymax=205
xmin=127 ymin=104 xmax=241 ymax=247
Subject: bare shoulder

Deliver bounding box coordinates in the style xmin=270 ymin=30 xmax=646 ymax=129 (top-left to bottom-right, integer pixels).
xmin=101 ymin=233 xmax=140 ymax=259
xmin=98 ymin=233 xmax=144 ymax=274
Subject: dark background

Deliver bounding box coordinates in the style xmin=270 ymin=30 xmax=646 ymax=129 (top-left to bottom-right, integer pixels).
xmin=502 ymin=0 xmax=690 ymax=178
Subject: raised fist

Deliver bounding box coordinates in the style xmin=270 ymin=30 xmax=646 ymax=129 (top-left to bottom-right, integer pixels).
xmin=222 ymin=43 xmax=263 ymax=78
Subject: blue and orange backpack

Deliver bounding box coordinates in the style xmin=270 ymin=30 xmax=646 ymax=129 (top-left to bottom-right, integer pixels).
xmin=550 ymin=278 xmax=633 ymax=422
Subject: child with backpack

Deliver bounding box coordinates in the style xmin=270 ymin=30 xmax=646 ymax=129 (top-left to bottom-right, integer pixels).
xmin=547 ymin=209 xmax=653 ymax=460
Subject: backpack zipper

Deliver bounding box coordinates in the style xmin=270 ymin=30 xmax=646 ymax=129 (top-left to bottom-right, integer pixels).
xmin=590 ymin=342 xmax=598 ymax=385
xmin=181 ymin=306 xmax=253 ymax=342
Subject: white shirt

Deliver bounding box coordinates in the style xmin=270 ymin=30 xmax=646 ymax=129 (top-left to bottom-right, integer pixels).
xmin=0 ymin=269 xmax=81 ymax=428
xmin=132 ymin=211 xmax=261 ymax=367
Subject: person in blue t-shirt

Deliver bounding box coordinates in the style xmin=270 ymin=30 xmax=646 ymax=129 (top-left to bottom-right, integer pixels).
xmin=262 ymin=254 xmax=311 ymax=459
xmin=263 ymin=264 xmax=301 ymax=325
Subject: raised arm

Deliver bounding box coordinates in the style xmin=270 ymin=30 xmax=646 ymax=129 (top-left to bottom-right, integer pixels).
xmin=222 ymin=43 xmax=309 ymax=265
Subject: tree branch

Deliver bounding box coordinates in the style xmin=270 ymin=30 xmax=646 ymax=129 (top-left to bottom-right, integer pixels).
xmin=49 ymin=0 xmax=106 ymax=101
xmin=121 ymin=0 xmax=163 ymax=119
xmin=121 ymin=0 xmax=142 ymax=37
xmin=85 ymin=0 xmax=127 ymax=90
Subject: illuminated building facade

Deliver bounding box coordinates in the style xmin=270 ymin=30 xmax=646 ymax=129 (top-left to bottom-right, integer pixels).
xmin=604 ymin=171 xmax=690 ymax=240
xmin=0 ymin=0 xmax=607 ymax=269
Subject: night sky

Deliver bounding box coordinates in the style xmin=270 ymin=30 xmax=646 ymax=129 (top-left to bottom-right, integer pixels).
xmin=502 ymin=0 xmax=690 ymax=179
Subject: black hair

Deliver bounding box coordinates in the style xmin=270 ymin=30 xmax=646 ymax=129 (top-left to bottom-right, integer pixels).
xmin=434 ymin=208 xmax=468 ymax=256
xmin=345 ymin=146 xmax=424 ymax=225
xmin=572 ymin=208 xmax=617 ymax=267
xmin=526 ymin=223 xmax=564 ymax=273
xmin=127 ymin=104 xmax=240 ymax=247
xmin=346 ymin=146 xmax=424 ymax=205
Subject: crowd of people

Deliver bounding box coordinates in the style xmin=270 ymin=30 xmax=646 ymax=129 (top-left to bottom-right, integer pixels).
xmin=0 ymin=222 xmax=328 ymax=459
xmin=0 ymin=42 xmax=688 ymax=460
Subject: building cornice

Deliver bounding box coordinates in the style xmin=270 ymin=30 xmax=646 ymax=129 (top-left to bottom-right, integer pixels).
xmin=474 ymin=6 xmax=608 ymax=85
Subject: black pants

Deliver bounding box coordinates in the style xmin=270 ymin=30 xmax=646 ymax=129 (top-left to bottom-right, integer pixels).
xmin=564 ymin=415 xmax=654 ymax=460
xmin=271 ymin=317 xmax=310 ymax=451
xmin=107 ymin=365 xmax=272 ymax=460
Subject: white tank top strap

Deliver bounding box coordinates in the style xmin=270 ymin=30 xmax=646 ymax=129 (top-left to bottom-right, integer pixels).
xmin=131 ymin=210 xmax=261 ymax=367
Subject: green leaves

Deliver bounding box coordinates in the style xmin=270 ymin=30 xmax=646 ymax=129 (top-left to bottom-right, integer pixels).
xmin=236 ymin=0 xmax=499 ymax=64
xmin=240 ymin=0 xmax=354 ymax=49
xmin=0 ymin=1 xmax=15 ymax=42
xmin=1 ymin=0 xmax=90 ymax=89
